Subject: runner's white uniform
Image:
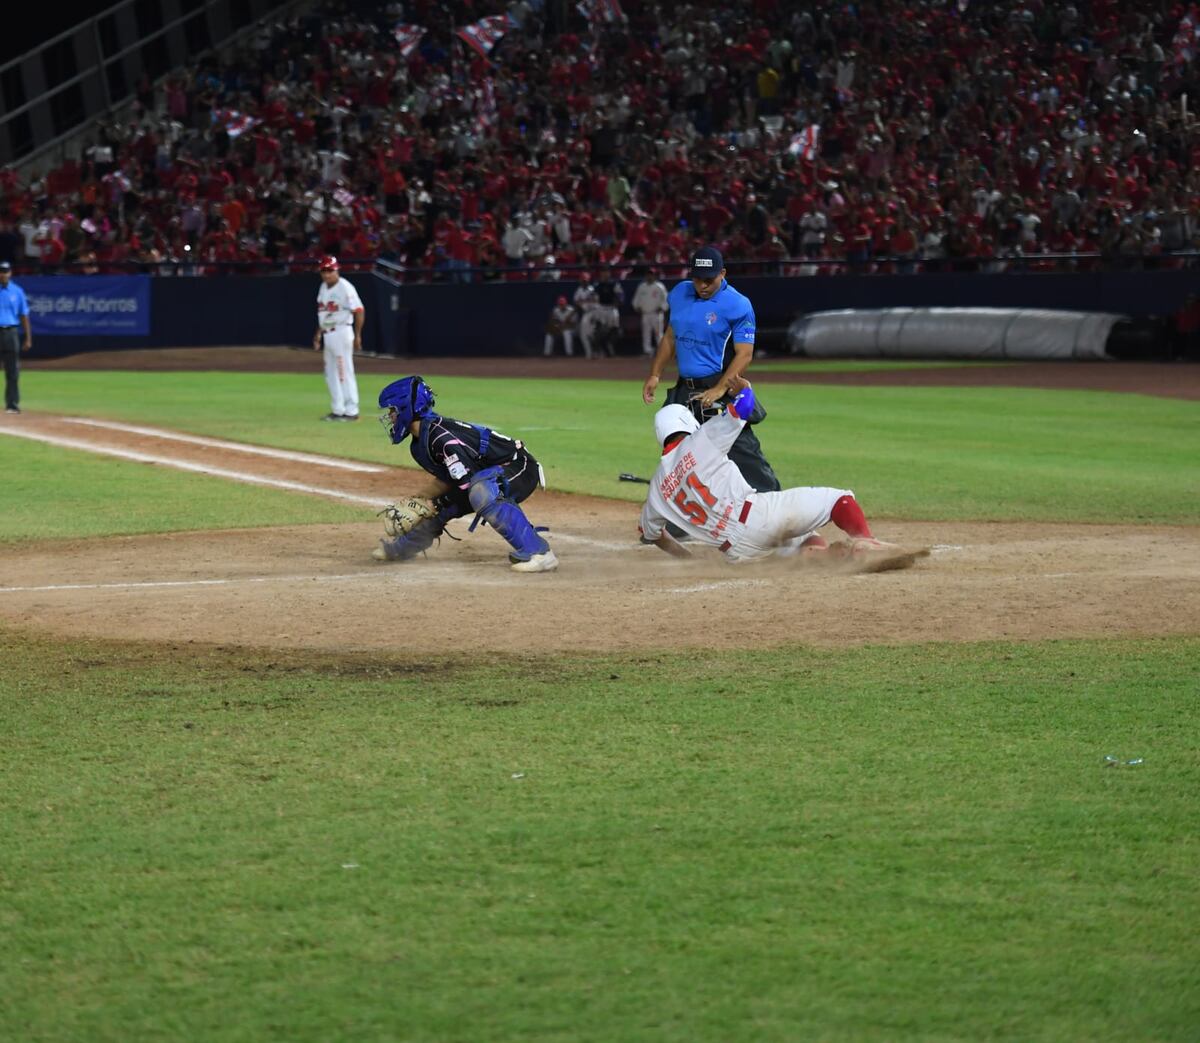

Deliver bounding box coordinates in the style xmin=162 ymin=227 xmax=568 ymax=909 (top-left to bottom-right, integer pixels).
xmin=316 ymin=275 xmax=363 ymax=417
xmin=639 ymin=409 xmax=851 ymax=561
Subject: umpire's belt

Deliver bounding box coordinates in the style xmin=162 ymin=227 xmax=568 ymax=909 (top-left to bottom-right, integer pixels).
xmin=718 ymin=500 xmax=754 ymax=553
xmin=676 ymin=374 xmax=721 ymax=390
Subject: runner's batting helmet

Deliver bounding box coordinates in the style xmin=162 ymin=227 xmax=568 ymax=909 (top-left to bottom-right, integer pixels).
xmin=319 ymin=255 xmax=340 ymax=271
xmin=654 ymin=404 xmax=700 ymax=445
xmin=378 ymin=376 xmax=436 ymax=443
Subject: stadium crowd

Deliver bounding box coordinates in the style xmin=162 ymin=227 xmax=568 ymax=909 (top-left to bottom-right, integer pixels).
xmin=1 ymin=0 xmax=1199 ymax=280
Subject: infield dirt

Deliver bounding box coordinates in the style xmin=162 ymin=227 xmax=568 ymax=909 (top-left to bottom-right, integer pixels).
xmin=5 ymin=350 xmax=1197 ymax=654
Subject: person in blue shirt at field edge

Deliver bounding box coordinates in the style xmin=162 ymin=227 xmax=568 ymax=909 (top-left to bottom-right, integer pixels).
xmin=0 ymin=261 xmax=32 ymax=414
xmin=641 ymin=245 xmax=780 ymax=492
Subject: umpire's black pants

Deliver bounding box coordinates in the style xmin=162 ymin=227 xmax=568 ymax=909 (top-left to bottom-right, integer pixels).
xmin=0 ymin=326 xmax=20 ymax=410
xmin=665 ymin=375 xmax=781 ymax=492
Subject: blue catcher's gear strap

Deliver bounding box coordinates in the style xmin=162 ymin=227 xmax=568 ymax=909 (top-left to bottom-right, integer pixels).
xmin=467 ymin=466 xmax=508 ymax=532
xmin=472 ymin=424 xmax=491 ymax=460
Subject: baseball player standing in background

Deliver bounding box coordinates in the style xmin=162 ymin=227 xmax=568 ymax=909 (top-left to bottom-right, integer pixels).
xmin=640 ymin=379 xmax=905 ymax=564
xmin=571 ymin=273 xmax=599 ymax=359
xmin=0 ymin=261 xmax=32 ymax=414
xmin=642 ymin=245 xmax=780 ymax=492
xmin=543 ymin=295 xmax=578 ymax=356
xmin=313 ymin=256 xmax=364 ymax=421
xmin=631 ymin=266 xmax=668 ymax=357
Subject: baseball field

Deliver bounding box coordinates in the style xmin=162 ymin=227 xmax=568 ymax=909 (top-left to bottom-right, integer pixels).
xmin=2 ymin=349 xmax=1198 ymax=1042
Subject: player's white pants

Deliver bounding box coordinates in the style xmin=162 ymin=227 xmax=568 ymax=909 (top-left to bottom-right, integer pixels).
xmin=725 ymin=486 xmax=853 ymax=561
xmin=543 ymin=330 xmax=574 ymax=356
xmin=640 ymin=312 xmax=664 ymax=355
xmin=580 ymin=307 xmax=619 ymax=357
xmin=322 ymin=326 xmax=359 ymax=417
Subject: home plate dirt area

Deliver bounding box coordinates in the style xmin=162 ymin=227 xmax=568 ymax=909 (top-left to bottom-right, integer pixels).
xmin=2 ymin=409 xmax=1198 ymax=654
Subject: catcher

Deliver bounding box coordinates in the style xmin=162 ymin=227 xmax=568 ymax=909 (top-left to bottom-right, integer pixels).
xmin=372 ymin=376 xmax=558 ymax=572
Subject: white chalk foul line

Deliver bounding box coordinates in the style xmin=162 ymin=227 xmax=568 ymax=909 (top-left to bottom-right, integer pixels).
xmin=663 ymin=579 xmax=764 ymax=594
xmin=62 ymin=417 xmax=386 ymax=473
xmin=0 ymin=571 xmax=420 ymax=594
xmin=550 ymin=532 xmax=634 ymax=552
xmin=0 ymin=568 xmax=568 ymax=595
xmin=0 ymin=426 xmax=390 ymax=507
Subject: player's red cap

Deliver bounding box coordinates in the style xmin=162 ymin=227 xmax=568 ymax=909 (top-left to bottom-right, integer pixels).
xmin=319 ymin=255 xmax=339 ymax=271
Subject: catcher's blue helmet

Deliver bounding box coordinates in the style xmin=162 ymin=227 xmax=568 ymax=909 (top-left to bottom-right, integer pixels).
xmin=378 ymin=376 xmax=436 ymax=443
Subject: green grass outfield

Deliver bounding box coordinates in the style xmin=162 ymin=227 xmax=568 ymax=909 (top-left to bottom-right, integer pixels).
xmin=11 ymin=369 xmax=1199 ymax=540
xmin=3 ymin=368 xmax=1198 ymax=1039
xmin=2 ymin=633 xmax=1198 ymax=1043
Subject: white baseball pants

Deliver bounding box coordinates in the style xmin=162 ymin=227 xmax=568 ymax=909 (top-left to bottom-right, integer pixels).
xmin=640 ymin=312 xmax=664 ymax=355
xmin=544 ymin=330 xmax=575 ymax=356
xmin=322 ymin=326 xmax=359 ymax=417
xmin=725 ymin=486 xmax=853 ymax=561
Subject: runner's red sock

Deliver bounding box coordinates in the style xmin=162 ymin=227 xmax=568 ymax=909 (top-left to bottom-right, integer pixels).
xmin=830 ymin=495 xmax=872 ymax=538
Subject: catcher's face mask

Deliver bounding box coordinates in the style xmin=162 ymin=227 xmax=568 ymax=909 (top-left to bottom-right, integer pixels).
xmin=377 ymin=376 xmax=435 ymax=444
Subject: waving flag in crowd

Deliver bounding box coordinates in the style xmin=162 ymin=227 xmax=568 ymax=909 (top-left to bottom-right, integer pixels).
xmin=393 ymin=23 xmax=426 ymax=58
xmin=456 ymin=14 xmax=518 ymax=60
xmin=788 ymin=124 xmax=821 ymax=161
xmin=214 ymin=109 xmax=260 ymax=138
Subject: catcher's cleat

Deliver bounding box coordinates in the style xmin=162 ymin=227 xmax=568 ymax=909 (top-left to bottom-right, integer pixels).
xmin=510 ymin=549 xmax=559 ymax=573
xmin=371 ymin=537 xmax=422 ymax=562
xmin=371 ymin=539 xmax=397 ymax=561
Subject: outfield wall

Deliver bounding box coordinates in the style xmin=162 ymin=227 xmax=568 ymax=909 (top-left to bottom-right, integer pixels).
xmin=29 ymin=269 xmax=1197 ymax=359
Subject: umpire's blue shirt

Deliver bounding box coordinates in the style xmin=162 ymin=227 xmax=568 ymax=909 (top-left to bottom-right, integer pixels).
xmin=0 ymin=280 xmax=28 ymax=326
xmin=667 ymin=278 xmax=756 ymax=378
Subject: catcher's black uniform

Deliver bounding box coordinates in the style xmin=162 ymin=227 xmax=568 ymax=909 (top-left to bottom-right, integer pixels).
xmin=411 ymin=414 xmax=543 ymax=512
xmin=379 ymin=412 xmax=548 ymax=562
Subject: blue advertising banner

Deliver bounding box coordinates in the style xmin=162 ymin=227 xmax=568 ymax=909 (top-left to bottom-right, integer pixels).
xmin=24 ymin=276 xmax=151 ymax=336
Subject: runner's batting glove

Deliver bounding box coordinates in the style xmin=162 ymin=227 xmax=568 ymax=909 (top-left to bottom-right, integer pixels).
xmin=728 ymin=384 xmax=756 ymax=421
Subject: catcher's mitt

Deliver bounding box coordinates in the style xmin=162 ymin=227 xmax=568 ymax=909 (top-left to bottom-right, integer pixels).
xmin=379 ymin=497 xmax=435 ymax=537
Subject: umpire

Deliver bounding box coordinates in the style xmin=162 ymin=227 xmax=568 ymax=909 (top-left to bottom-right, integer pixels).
xmin=641 ymin=245 xmax=780 ymax=491
xmin=0 ymin=261 xmax=32 ymax=414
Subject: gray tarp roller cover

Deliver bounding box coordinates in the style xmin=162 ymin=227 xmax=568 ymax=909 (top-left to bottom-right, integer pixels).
xmin=787 ymin=308 xmax=1129 ymax=360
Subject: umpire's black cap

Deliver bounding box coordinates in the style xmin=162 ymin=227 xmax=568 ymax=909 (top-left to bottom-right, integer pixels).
xmin=689 ymin=245 xmax=724 ymax=279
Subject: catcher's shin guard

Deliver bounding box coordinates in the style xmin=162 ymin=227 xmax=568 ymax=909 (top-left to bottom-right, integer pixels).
xmin=468 ymin=470 xmax=549 ymax=561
